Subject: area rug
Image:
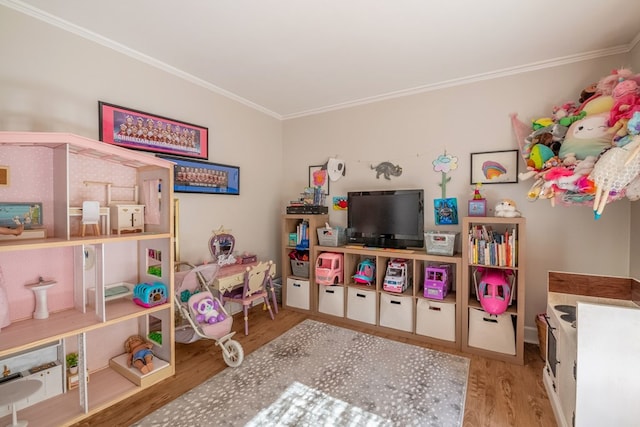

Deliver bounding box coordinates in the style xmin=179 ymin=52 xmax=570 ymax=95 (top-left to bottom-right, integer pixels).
xmin=134 ymin=319 xmax=469 ymax=427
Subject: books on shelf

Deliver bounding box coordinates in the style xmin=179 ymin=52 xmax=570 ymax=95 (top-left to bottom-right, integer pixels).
xmin=296 ymin=220 xmax=310 ymax=248
xmin=467 ymin=224 xmax=517 ymax=267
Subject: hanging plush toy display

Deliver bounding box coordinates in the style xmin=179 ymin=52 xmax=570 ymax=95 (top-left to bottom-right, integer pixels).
xmin=432 ymin=151 xmax=459 ymax=225
xmin=511 ymin=68 xmax=640 ymax=217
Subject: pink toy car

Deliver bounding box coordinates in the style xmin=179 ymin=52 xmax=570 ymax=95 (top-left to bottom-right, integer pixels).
xmin=315 ymin=252 xmax=344 ymax=285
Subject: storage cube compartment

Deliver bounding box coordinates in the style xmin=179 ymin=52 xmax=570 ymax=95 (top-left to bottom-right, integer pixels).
xmin=468 ymin=307 xmax=516 ymax=355
xmin=416 ymin=299 xmax=456 ymax=342
xmin=290 ymin=260 xmax=310 ymax=278
xmin=318 ymin=285 xmax=345 ymax=317
xmin=425 ymin=231 xmax=458 ymax=256
xmin=346 ymin=287 xmax=376 ymax=325
xmin=286 ymin=278 xmax=310 ymax=310
xmin=379 ymin=292 xmax=413 ymax=332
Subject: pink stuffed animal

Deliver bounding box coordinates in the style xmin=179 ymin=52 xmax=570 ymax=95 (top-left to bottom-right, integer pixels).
xmin=608 ymin=79 xmax=640 ymax=138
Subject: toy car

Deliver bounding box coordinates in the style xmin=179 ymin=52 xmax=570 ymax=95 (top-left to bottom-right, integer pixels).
xmin=315 ymin=252 xmax=344 ymax=285
xmin=424 ymin=264 xmax=451 ymax=300
xmin=383 ymin=258 xmax=411 ymax=293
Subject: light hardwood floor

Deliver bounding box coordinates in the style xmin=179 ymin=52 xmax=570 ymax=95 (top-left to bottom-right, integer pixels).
xmin=72 ymin=307 xmax=556 ymax=427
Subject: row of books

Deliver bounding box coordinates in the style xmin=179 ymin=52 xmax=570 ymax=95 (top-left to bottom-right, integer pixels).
xmin=467 ymin=225 xmax=518 ymax=267
xmin=296 ymin=220 xmax=310 ymax=248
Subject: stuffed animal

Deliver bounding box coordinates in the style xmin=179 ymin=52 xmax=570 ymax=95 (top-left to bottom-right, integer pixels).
xmin=494 ymin=199 xmax=522 ymax=217
xmin=193 ymin=296 xmax=226 ymax=324
xmin=607 ymin=79 xmax=640 ymax=139
xmin=124 ymin=334 xmax=154 ymax=374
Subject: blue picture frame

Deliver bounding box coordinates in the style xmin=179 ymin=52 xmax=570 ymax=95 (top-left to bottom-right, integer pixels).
xmin=434 ymin=198 xmax=459 ymax=225
xmin=0 ymin=202 xmax=43 ymax=228
xmin=158 ymin=155 xmax=240 ymax=195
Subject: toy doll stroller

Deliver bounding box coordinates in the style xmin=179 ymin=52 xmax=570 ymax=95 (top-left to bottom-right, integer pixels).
xmin=174 ymin=262 xmax=244 ymax=367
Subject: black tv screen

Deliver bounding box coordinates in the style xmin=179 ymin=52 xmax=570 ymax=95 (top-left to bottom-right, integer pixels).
xmin=347 ymin=189 xmax=424 ymax=249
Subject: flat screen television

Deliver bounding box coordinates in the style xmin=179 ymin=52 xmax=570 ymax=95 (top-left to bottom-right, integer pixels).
xmin=347 ymin=189 xmax=424 ymax=249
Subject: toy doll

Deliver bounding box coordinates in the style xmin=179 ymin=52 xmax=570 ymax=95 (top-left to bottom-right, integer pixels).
xmin=125 ymin=334 xmax=154 ymax=374
xmin=0 ymin=224 xmax=23 ymax=236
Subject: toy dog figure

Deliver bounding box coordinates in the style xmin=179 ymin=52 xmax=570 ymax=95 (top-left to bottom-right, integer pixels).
xmin=495 ymin=199 xmax=522 ymax=217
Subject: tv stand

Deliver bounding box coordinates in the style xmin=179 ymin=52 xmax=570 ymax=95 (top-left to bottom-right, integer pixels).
xmin=312 ymin=244 xmax=462 ymax=349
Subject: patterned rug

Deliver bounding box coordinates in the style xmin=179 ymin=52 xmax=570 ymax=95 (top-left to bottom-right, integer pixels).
xmin=134 ymin=319 xmax=469 ymax=427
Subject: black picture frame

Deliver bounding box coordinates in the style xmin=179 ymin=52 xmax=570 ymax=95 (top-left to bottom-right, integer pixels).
xmin=159 ymin=155 xmax=239 ymax=195
xmin=470 ymin=150 xmax=519 ymax=184
xmin=99 ymin=101 xmax=209 ymax=160
xmin=309 ymin=165 xmax=330 ymax=194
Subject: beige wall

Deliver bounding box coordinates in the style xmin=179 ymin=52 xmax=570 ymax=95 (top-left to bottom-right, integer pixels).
xmin=0 ymin=7 xmax=283 ymax=265
xmin=1 ymin=4 xmax=638 ymax=336
xmin=283 ymin=55 xmax=635 ymax=334
xmin=630 ymin=41 xmax=640 ymax=280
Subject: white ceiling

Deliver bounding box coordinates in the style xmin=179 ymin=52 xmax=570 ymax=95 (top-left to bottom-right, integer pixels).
xmin=4 ymin=0 xmax=640 ymax=119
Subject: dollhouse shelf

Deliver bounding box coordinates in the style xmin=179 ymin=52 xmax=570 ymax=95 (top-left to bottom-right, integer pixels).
xmin=0 ymin=131 xmax=176 ymax=426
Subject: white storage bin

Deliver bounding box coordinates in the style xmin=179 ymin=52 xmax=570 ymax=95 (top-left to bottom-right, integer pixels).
xmin=286 ymin=278 xmax=310 ymax=310
xmin=468 ymin=307 xmax=516 ymax=355
xmin=318 ymin=285 xmax=345 ymax=317
xmin=346 ymin=287 xmax=376 ymax=325
xmin=424 ymin=231 xmax=458 ymax=256
xmin=379 ymin=292 xmax=413 ymax=332
xmin=416 ymin=299 xmax=456 ymax=342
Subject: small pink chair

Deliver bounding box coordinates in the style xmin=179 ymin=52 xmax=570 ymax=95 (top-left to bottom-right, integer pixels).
xmin=222 ymin=261 xmax=276 ymax=335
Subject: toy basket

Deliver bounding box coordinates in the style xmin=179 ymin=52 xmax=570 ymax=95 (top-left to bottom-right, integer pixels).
xmin=425 ymin=231 xmax=457 ymax=256
xmin=290 ymin=260 xmax=310 ymax=278
xmin=317 ymin=227 xmax=346 ymax=247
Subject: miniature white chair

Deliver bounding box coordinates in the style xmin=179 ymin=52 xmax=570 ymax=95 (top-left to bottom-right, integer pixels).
xmin=81 ymin=201 xmax=101 ymax=237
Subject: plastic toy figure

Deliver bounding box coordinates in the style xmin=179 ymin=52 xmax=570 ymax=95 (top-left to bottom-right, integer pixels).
xmin=125 ymin=334 xmax=154 ymax=374
xmin=0 ymin=225 xmax=23 ymax=236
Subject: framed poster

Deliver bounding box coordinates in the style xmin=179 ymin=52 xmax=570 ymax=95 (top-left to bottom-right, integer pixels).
xmin=434 ymin=198 xmax=459 ymax=225
xmin=159 ymin=155 xmax=239 ymax=195
xmin=99 ymin=101 xmax=208 ymax=160
xmin=468 ymin=199 xmax=487 ymax=217
xmin=309 ymin=165 xmax=330 ymax=194
xmin=470 ymin=150 xmax=519 ymax=184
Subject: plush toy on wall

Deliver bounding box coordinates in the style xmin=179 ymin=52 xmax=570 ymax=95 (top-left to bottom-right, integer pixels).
xmin=494 ymin=199 xmax=522 ymax=218
xmin=193 ymin=296 xmax=226 ymax=324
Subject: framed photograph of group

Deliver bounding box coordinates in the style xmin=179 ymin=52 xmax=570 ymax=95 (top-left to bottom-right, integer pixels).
xmin=98 ymin=101 xmax=209 ymax=160
xmin=159 ymin=155 xmax=240 ymax=195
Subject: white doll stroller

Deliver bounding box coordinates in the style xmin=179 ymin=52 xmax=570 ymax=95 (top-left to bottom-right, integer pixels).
xmin=174 ymin=262 xmax=244 ymax=367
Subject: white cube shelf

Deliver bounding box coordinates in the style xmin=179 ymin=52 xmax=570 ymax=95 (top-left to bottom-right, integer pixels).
xmin=318 ymin=285 xmax=345 ymax=317
xmin=468 ymin=307 xmax=516 ymax=355
xmin=286 ymin=278 xmax=310 ymax=310
xmin=346 ymin=287 xmax=376 ymax=325
xmin=379 ymin=293 xmax=413 ymax=332
xmin=416 ymin=299 xmax=455 ymax=342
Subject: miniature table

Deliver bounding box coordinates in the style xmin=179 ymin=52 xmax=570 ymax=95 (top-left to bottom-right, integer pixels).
xmin=0 ymin=378 xmax=42 ymax=426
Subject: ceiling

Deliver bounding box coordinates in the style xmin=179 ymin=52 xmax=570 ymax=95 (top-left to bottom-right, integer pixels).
xmin=5 ymin=0 xmax=640 ymax=119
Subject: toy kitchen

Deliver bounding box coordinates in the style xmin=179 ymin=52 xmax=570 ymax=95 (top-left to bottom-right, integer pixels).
xmin=543 ymin=271 xmax=640 ymax=427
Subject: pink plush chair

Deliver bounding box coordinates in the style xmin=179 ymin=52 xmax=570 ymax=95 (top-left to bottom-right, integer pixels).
xmin=222 ymin=261 xmax=276 ymax=335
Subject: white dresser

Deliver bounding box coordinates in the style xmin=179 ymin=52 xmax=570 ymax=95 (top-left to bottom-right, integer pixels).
xmin=109 ymin=204 xmax=144 ymax=234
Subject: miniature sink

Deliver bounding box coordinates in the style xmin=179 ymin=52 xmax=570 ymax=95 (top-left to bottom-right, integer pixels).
xmin=24 ymin=278 xmax=57 ymax=319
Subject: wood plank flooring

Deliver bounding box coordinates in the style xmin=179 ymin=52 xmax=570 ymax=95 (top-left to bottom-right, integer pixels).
xmin=71 ymin=307 xmax=556 ymax=427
